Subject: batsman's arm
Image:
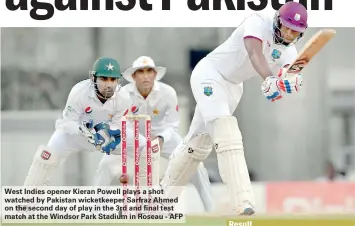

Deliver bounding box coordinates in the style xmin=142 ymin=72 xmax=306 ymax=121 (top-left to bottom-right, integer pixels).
xmin=55 ymin=86 xmax=84 ymax=135
xmin=242 ymin=14 xmax=273 ymax=80
xmin=156 ymin=87 xmax=180 ymax=144
xmin=244 ymin=38 xmax=274 ymax=80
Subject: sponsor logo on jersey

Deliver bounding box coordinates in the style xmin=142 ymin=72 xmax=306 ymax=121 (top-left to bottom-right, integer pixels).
xmin=131 ymin=106 xmax=139 ymax=114
xmin=85 ymin=106 xmax=92 ymax=114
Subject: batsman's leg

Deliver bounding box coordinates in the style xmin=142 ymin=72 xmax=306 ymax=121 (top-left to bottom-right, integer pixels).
xmin=160 ymin=133 xmax=213 ymax=201
xmin=208 ymin=116 xmax=255 ymax=215
xmin=191 ymin=66 xmax=254 ymax=215
xmin=160 ymin=137 xmax=214 ymax=212
xmin=197 ymin=99 xmax=255 ymax=214
xmin=160 ymin=132 xmax=215 ymax=212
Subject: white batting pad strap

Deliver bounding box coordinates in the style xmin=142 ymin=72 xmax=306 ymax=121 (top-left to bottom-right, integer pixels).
xmin=212 ymin=116 xmax=243 ymax=153
xmin=24 ymin=145 xmax=60 ymax=186
xmin=184 ymin=133 xmax=213 ymax=161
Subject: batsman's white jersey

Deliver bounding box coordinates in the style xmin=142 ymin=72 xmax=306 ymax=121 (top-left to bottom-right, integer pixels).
xmin=188 ymin=12 xmax=298 ymax=127
xmin=23 ymin=79 xmax=133 ymax=186
xmin=94 ymin=81 xmax=215 ymax=212
xmin=206 ymin=13 xmax=297 ymax=85
xmin=161 ymin=13 xmax=299 ymax=215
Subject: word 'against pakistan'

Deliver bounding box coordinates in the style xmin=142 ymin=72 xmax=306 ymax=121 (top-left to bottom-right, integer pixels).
xmin=6 ymin=0 xmax=333 ymax=21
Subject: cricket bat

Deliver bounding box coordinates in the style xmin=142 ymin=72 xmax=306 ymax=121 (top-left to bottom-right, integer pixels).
xmin=284 ymin=29 xmax=336 ymax=76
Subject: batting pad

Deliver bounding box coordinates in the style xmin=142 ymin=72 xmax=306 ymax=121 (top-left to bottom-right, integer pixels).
xmin=24 ymin=145 xmax=60 ymax=186
xmin=160 ymin=133 xmax=212 ymax=188
xmin=212 ymin=116 xmax=255 ymax=210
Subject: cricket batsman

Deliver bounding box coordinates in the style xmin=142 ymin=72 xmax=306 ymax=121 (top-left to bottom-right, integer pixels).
xmin=93 ymin=56 xmax=215 ymax=212
xmin=160 ymin=2 xmax=309 ymax=215
xmin=24 ymin=57 xmax=132 ymax=186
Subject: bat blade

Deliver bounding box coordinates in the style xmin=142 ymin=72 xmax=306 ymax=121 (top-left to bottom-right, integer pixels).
xmin=285 ymin=29 xmax=336 ymax=75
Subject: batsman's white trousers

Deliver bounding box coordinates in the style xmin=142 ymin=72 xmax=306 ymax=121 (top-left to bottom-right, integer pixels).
xmin=161 ymin=60 xmax=252 ymax=213
xmin=185 ymin=59 xmax=244 ymax=140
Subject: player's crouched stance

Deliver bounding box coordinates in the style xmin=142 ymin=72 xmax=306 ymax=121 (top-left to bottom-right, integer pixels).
xmin=24 ymin=57 xmax=127 ymax=186
xmin=160 ymin=2 xmax=309 ymax=216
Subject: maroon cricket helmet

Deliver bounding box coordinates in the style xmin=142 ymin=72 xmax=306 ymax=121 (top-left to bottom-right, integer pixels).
xmin=273 ymin=1 xmax=308 ymax=45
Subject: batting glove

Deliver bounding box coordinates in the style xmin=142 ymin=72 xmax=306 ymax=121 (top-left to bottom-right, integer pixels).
xmin=261 ymin=76 xmax=283 ymax=102
xmin=277 ymin=68 xmax=304 ymax=94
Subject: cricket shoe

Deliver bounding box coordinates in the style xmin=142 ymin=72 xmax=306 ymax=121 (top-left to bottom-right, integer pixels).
xmin=237 ymin=201 xmax=255 ymax=216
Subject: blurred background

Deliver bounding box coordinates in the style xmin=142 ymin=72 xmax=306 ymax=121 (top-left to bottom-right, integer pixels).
xmin=1 ymin=27 xmax=355 ymax=215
